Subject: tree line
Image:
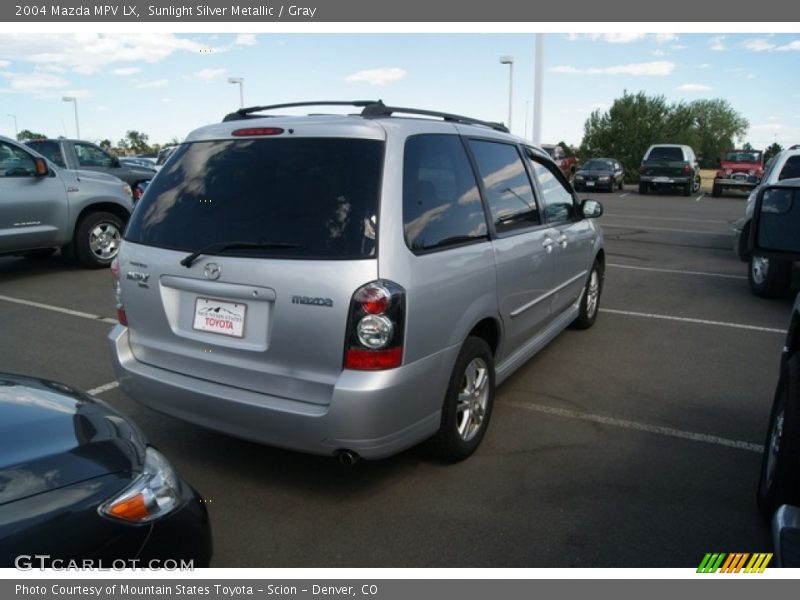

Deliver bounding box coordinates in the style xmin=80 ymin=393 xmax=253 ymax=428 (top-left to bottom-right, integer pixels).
xmin=15 ymin=129 xmax=177 ymax=156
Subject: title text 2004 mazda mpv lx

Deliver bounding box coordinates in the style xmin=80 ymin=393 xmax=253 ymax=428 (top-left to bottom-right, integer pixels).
xmin=108 ymin=101 xmax=605 ymax=463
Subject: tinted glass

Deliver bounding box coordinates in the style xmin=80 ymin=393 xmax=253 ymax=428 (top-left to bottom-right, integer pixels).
xmin=583 ymin=159 xmax=612 ymax=171
xmin=725 ymin=151 xmax=762 ymax=162
xmin=403 ymin=135 xmax=486 ymax=252
xmin=74 ymin=143 xmax=114 ymax=168
xmin=529 ymin=159 xmax=576 ymax=224
xmin=647 ymin=147 xmax=684 ymax=161
xmin=0 ymin=142 xmax=36 ymax=177
xmin=126 ymin=138 xmax=383 ymax=259
xmin=778 ymin=156 xmax=800 ymax=181
xmin=469 ymin=139 xmax=540 ymax=234
xmin=27 ymin=141 xmax=64 ymax=167
xmin=757 ymin=188 xmax=800 ymax=253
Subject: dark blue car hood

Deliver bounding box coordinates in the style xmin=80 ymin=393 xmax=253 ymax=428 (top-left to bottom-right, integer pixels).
xmin=0 ymin=374 xmax=146 ymax=505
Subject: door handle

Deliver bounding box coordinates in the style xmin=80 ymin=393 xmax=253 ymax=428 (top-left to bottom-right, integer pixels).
xmin=542 ymin=238 xmax=555 ymax=254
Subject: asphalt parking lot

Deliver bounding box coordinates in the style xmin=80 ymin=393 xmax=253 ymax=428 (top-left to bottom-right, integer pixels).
xmin=0 ymin=186 xmax=794 ymax=567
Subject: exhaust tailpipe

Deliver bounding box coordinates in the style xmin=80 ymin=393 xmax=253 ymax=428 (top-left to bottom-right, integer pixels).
xmin=335 ymin=450 xmax=360 ymax=467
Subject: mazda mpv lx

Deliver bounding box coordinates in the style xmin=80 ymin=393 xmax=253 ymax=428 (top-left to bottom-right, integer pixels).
xmin=109 ymin=101 xmax=605 ymax=463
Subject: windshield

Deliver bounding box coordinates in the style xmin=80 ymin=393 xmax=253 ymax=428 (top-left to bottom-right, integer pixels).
xmin=125 ymin=138 xmax=384 ymax=260
xmin=724 ymin=151 xmax=762 ymax=163
xmin=583 ymin=159 xmax=613 ymax=171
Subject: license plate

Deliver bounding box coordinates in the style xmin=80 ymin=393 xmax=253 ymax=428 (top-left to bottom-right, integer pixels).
xmin=654 ymin=177 xmax=672 ymax=183
xmin=586 ymin=181 xmax=595 ymax=187
xmin=193 ymin=297 xmax=247 ymax=338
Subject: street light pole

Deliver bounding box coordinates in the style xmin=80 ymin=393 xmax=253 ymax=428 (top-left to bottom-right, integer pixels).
xmin=62 ymin=97 xmax=80 ymax=139
xmin=228 ymin=77 xmax=245 ymax=108
xmin=7 ymin=114 xmax=18 ymax=139
xmin=499 ymin=56 xmax=514 ymax=131
xmin=532 ymin=34 xmax=544 ymax=145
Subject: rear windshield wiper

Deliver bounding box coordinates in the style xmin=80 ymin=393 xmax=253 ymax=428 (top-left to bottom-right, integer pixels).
xmin=180 ymin=241 xmax=304 ymax=268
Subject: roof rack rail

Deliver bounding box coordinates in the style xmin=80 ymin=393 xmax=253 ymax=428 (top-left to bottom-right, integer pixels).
xmin=222 ymin=100 xmax=380 ymax=122
xmin=360 ymin=100 xmax=509 ymax=133
xmin=222 ymin=100 xmax=509 ymax=133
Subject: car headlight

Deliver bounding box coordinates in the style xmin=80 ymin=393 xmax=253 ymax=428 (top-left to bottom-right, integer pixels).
xmin=122 ymin=183 xmax=132 ymax=198
xmin=575 ymin=175 xmax=584 ymax=180
xmin=598 ymin=176 xmax=610 ymax=181
xmin=99 ymin=447 xmax=182 ymax=523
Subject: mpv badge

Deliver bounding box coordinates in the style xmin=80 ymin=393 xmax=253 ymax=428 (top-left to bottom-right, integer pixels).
xmin=204 ymin=263 xmax=221 ymax=281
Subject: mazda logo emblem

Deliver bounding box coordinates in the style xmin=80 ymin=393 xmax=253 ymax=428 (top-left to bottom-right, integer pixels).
xmin=204 ymin=263 xmax=221 ymax=280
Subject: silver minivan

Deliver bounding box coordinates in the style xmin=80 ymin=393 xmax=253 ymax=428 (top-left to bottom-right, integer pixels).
xmin=109 ymin=101 xmax=605 ymax=462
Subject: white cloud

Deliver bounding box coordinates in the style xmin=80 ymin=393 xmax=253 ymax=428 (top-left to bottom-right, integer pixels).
xmin=0 ymin=33 xmax=223 ymax=75
xmin=671 ymin=44 xmax=688 ymax=50
xmin=62 ymin=89 xmax=91 ymax=99
xmin=135 ymin=79 xmax=169 ymax=89
xmin=345 ymin=67 xmax=407 ymax=86
xmin=188 ymin=67 xmax=227 ymax=81
xmin=549 ymin=61 xmax=675 ymax=77
xmin=95 ymin=105 xmax=110 ymax=112
xmin=4 ymin=72 xmax=68 ymax=93
xmin=0 ymin=60 xmax=9 ymax=68
xmin=652 ymin=49 xmax=666 ymax=57
xmin=695 ymin=63 xmax=712 ymax=69
xmin=743 ymin=39 xmax=775 ymax=52
xmin=235 ymin=34 xmax=257 ymax=46
xmin=709 ymin=35 xmax=728 ymax=51
xmin=111 ymin=67 xmax=141 ymax=76
xmin=742 ymin=38 xmax=800 ymax=52
xmin=567 ymin=33 xmax=675 ymax=45
xmin=677 ymin=83 xmax=712 ymax=92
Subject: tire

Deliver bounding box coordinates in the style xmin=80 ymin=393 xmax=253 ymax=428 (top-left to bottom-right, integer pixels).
xmin=73 ymin=211 xmax=125 ymax=269
xmin=618 ymin=179 xmax=624 ymax=191
xmin=712 ymin=183 xmax=722 ymax=197
xmin=430 ymin=337 xmax=496 ymax=462
xmin=570 ymin=261 xmax=603 ymax=330
xmin=692 ymin=175 xmax=702 ymax=193
xmin=683 ymin=183 xmax=692 ymax=196
xmin=638 ymin=182 xmax=648 ymax=195
xmin=757 ymin=354 xmax=800 ymax=518
xmin=749 ymin=255 xmax=793 ymax=298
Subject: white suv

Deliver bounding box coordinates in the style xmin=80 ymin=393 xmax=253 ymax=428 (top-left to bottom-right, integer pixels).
xmin=734 ymin=146 xmax=800 ymax=297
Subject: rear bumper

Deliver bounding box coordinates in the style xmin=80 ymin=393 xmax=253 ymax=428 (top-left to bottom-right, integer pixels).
xmin=714 ymin=177 xmax=757 ymax=189
xmin=108 ymin=325 xmax=453 ymax=459
xmin=640 ymin=175 xmax=691 ymax=184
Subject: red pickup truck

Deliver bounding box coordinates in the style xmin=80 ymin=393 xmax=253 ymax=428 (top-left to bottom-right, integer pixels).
xmin=541 ymin=144 xmax=579 ymax=181
xmin=712 ymin=149 xmax=764 ymax=197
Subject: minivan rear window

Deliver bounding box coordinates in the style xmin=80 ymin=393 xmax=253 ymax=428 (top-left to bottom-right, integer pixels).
xmin=125 ymin=138 xmax=383 ymax=260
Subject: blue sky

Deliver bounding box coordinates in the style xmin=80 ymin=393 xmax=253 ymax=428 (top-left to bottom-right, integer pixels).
xmin=0 ymin=32 xmax=798 ymax=149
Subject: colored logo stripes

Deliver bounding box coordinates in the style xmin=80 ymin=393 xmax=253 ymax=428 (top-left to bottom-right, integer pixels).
xmin=697 ymin=553 xmax=773 ymax=573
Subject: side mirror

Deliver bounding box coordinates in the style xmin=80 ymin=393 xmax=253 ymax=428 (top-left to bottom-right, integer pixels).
xmin=749 ymin=184 xmax=800 ymax=259
xmin=580 ymin=199 xmax=603 ymax=219
xmin=111 ymin=156 xmax=120 ymax=167
xmin=34 ymin=157 xmax=49 ymax=177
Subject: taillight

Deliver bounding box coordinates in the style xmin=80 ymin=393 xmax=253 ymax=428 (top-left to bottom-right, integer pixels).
xmin=682 ymin=164 xmax=692 ymax=174
xmin=344 ymin=281 xmax=405 ymax=370
xmin=110 ymin=257 xmax=127 ymax=326
xmin=716 ymin=170 xmax=726 ymax=177
xmin=231 ymin=127 xmax=284 ymax=136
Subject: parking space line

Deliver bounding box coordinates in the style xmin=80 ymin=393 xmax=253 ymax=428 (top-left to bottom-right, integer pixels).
xmin=0 ymin=294 xmax=116 ymax=325
xmin=695 ymin=194 xmax=705 ymax=202
xmin=602 ymin=223 xmax=730 ymax=236
xmin=600 ymin=307 xmax=785 ymax=334
xmin=505 ymin=400 xmax=762 ymax=453
xmin=618 ymin=193 xmax=630 ymax=198
xmin=87 ymin=381 xmax=120 ymax=395
xmin=608 ymin=263 xmax=747 ymax=280
xmin=603 ymin=214 xmax=729 ymax=225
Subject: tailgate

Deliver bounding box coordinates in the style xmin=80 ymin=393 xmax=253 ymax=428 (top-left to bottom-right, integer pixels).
xmin=120 ymin=245 xmax=377 ymax=406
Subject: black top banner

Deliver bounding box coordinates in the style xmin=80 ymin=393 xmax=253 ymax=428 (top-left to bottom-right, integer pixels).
xmin=3 ymin=0 xmax=800 ymax=22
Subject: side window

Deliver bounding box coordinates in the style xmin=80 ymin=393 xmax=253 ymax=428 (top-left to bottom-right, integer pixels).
xmin=74 ymin=143 xmax=114 ymax=168
xmin=403 ymin=134 xmax=487 ymax=252
xmin=528 ymin=157 xmax=576 ymax=224
xmin=468 ymin=139 xmax=540 ymax=234
xmin=778 ymin=155 xmax=800 ymax=181
xmin=28 ymin=141 xmax=64 ymax=167
xmin=0 ymin=142 xmax=37 ymax=178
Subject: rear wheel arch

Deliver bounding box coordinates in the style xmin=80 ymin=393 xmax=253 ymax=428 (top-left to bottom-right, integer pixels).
xmin=467 ymin=318 xmax=501 ymax=358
